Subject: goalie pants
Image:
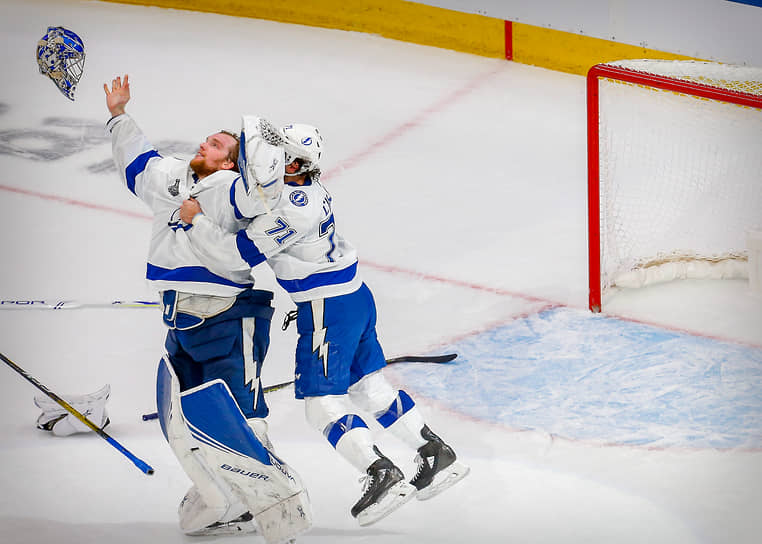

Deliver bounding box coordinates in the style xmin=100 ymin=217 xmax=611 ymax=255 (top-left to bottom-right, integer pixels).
xmin=164 ymin=289 xmax=274 ymax=419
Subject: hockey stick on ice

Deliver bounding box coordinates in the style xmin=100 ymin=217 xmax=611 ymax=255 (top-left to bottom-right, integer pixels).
xmin=0 ymin=351 xmax=155 ymax=475
xmin=140 ymin=352 xmax=458 ymax=421
xmin=250 ymin=353 xmax=458 ymax=395
xmin=0 ymin=299 xmax=159 ymax=310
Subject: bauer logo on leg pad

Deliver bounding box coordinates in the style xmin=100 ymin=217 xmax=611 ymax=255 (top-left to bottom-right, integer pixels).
xmin=220 ymin=463 xmax=270 ymax=480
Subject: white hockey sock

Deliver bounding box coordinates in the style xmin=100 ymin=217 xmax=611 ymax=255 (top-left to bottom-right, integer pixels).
xmin=305 ymin=394 xmax=380 ymax=472
xmin=348 ymin=373 xmax=428 ymax=451
xmin=384 ymin=407 xmax=427 ymax=451
xmin=334 ymin=425 xmax=380 ymax=472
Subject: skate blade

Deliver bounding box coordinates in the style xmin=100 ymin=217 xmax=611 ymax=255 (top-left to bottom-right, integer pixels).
xmin=416 ymin=461 xmax=470 ymax=501
xmin=186 ymin=519 xmax=257 ymax=536
xmin=356 ymin=481 xmax=417 ymax=527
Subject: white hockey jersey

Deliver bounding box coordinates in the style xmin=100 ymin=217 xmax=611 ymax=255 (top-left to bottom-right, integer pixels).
xmin=187 ymin=178 xmax=362 ymax=303
xmin=107 ymin=113 xmax=282 ymax=296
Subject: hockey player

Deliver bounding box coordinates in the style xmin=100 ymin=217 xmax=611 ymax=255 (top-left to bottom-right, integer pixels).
xmin=104 ymin=75 xmax=311 ymax=542
xmin=178 ymin=123 xmax=469 ymax=526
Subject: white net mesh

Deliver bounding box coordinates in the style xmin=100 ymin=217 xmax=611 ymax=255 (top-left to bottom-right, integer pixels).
xmin=607 ymin=60 xmax=762 ymax=96
xmin=596 ymin=60 xmax=762 ymax=292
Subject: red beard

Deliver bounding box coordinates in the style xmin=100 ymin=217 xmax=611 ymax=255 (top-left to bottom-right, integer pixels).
xmin=190 ymin=155 xmax=214 ymax=178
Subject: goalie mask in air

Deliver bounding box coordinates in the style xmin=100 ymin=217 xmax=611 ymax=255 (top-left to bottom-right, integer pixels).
xmin=36 ymin=26 xmax=85 ymax=101
xmin=281 ymin=124 xmax=323 ymax=175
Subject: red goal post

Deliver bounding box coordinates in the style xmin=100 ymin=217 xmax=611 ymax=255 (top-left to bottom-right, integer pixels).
xmin=586 ymin=60 xmax=762 ymax=312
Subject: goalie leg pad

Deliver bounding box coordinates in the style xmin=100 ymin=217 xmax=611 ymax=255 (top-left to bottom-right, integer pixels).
xmin=180 ymin=486 xmax=257 ymax=537
xmin=254 ymin=489 xmax=312 ymax=544
xmin=180 ymin=377 xmax=313 ymax=543
xmin=156 ymin=357 xmax=248 ymax=534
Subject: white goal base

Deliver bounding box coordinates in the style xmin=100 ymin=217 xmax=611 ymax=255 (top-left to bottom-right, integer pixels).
xmin=613 ymin=259 xmax=748 ymax=289
xmin=748 ymin=230 xmax=762 ymax=296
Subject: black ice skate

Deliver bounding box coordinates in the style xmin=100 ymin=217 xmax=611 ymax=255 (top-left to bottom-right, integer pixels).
xmin=351 ymin=447 xmax=416 ymax=526
xmin=410 ymin=425 xmax=470 ymax=501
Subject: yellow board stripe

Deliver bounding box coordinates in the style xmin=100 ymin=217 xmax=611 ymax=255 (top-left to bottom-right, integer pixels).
xmin=512 ymin=23 xmax=697 ymax=75
xmin=100 ymin=0 xmax=700 ymax=75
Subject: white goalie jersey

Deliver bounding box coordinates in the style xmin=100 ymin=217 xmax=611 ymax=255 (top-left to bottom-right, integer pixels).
xmin=187 ymin=178 xmax=362 ymax=303
xmin=107 ymin=113 xmax=284 ymax=296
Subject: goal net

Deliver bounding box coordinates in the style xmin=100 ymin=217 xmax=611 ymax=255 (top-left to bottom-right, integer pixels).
xmin=587 ymin=59 xmax=762 ymax=312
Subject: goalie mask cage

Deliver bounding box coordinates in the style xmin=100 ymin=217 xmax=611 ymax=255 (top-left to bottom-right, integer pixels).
xmin=586 ymin=60 xmax=762 ymax=312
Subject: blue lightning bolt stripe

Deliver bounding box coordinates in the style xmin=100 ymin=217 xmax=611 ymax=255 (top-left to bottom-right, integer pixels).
xmin=310 ymin=300 xmax=329 ymax=376
xmin=242 ymin=318 xmax=261 ymax=413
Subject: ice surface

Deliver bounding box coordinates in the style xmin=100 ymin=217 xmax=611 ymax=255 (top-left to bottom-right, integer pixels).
xmin=0 ymin=1 xmax=760 ymax=543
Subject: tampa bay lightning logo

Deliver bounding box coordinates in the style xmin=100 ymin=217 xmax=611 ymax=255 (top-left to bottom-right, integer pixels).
xmin=290 ymin=190 xmax=308 ymax=207
xmin=167 ymin=208 xmax=191 ymax=231
xmin=301 ymin=136 xmax=312 ymax=145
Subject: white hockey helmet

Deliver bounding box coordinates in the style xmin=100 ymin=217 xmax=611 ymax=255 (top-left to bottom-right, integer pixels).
xmin=280 ymin=123 xmax=323 ymax=176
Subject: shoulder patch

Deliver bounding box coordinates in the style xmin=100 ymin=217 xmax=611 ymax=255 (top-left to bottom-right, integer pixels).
xmin=289 ymin=190 xmax=308 ymax=207
xmin=167 ymin=178 xmax=181 ymax=196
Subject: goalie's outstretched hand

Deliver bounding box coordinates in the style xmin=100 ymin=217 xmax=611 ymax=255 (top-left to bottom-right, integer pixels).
xmin=104 ymin=74 xmax=130 ymax=117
